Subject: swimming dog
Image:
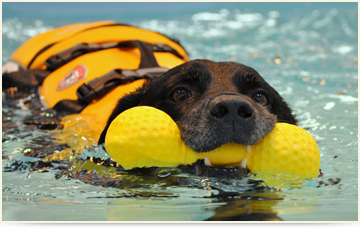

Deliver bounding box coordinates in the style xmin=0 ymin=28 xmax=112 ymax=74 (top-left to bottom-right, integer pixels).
xmin=99 ymin=59 xmax=297 ymax=162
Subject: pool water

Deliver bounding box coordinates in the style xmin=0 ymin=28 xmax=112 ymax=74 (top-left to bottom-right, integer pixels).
xmin=2 ymin=2 xmax=358 ymax=221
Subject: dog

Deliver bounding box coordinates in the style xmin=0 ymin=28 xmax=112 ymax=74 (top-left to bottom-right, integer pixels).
xmin=99 ymin=59 xmax=297 ymax=163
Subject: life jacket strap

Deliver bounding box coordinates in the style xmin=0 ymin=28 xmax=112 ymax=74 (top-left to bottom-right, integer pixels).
xmin=2 ymin=69 xmax=51 ymax=91
xmin=76 ymin=67 xmax=168 ymax=104
xmin=151 ymin=43 xmax=184 ymax=60
xmin=45 ymin=42 xmax=119 ymax=71
xmin=52 ymin=67 xmax=168 ymax=114
xmin=45 ymin=40 xmax=159 ymax=71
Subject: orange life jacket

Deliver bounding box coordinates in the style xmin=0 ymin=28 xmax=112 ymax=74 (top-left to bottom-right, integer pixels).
xmin=2 ymin=21 xmax=189 ymax=139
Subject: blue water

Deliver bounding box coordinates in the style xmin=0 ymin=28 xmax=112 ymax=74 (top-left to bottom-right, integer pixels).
xmin=2 ymin=2 xmax=358 ymax=221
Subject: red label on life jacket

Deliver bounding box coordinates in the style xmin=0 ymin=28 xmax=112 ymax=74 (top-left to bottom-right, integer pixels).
xmin=56 ymin=64 xmax=87 ymax=90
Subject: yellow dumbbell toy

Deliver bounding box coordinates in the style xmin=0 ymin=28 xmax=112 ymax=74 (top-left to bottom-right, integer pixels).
xmin=105 ymin=106 xmax=320 ymax=179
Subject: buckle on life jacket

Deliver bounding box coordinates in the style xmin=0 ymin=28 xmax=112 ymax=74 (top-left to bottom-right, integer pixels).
xmin=45 ymin=43 xmax=91 ymax=71
xmin=76 ymin=67 xmax=168 ymax=104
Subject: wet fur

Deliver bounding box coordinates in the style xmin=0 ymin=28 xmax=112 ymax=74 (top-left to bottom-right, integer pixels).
xmin=99 ymin=60 xmax=296 ymax=152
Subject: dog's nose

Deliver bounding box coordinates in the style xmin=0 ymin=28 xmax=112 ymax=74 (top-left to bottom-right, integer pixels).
xmin=208 ymin=95 xmax=254 ymax=122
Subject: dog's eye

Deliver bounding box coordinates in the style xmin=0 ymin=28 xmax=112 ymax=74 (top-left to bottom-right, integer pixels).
xmin=172 ymin=88 xmax=192 ymax=102
xmin=254 ymin=93 xmax=268 ymax=105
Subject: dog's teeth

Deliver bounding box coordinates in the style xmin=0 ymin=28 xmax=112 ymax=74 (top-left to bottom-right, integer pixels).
xmin=204 ymin=157 xmax=213 ymax=167
xmin=240 ymin=158 xmax=247 ymax=169
xmin=247 ymin=145 xmax=251 ymax=154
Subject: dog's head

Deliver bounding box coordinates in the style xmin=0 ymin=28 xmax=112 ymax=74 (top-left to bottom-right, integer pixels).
xmin=99 ymin=59 xmax=296 ymax=153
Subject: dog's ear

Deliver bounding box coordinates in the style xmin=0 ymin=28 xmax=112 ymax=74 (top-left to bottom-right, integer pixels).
xmin=98 ymin=86 xmax=147 ymax=144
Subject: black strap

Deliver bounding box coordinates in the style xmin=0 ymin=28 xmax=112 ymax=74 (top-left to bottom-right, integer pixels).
xmin=2 ymin=69 xmax=51 ymax=90
xmin=45 ymin=42 xmax=119 ymax=71
xmin=151 ymin=43 xmax=184 ymax=60
xmin=52 ymin=99 xmax=88 ymax=115
xmin=46 ymin=40 xmax=160 ymax=70
xmin=54 ymin=67 xmax=168 ymax=114
xmin=76 ymin=67 xmax=168 ymax=104
xmin=27 ymin=22 xmax=118 ymax=69
xmin=134 ymin=41 xmax=159 ymax=68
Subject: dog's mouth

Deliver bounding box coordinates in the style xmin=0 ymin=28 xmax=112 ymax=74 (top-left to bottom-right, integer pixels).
xmin=179 ymin=117 xmax=274 ymax=172
xmin=181 ymin=121 xmax=274 ymax=153
xmin=178 ymin=96 xmax=277 ymax=153
xmin=180 ymin=123 xmax=265 ymax=153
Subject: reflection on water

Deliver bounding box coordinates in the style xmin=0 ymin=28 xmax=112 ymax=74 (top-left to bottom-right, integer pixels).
xmin=2 ymin=2 xmax=358 ymax=221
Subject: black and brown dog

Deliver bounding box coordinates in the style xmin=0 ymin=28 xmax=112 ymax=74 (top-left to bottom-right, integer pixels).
xmin=99 ymin=59 xmax=297 ymax=164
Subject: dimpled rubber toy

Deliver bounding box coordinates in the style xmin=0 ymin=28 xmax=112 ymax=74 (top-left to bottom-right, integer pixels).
xmin=105 ymin=106 xmax=320 ymax=179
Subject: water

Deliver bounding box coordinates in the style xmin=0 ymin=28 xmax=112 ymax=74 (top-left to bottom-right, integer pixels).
xmin=2 ymin=2 xmax=358 ymax=221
